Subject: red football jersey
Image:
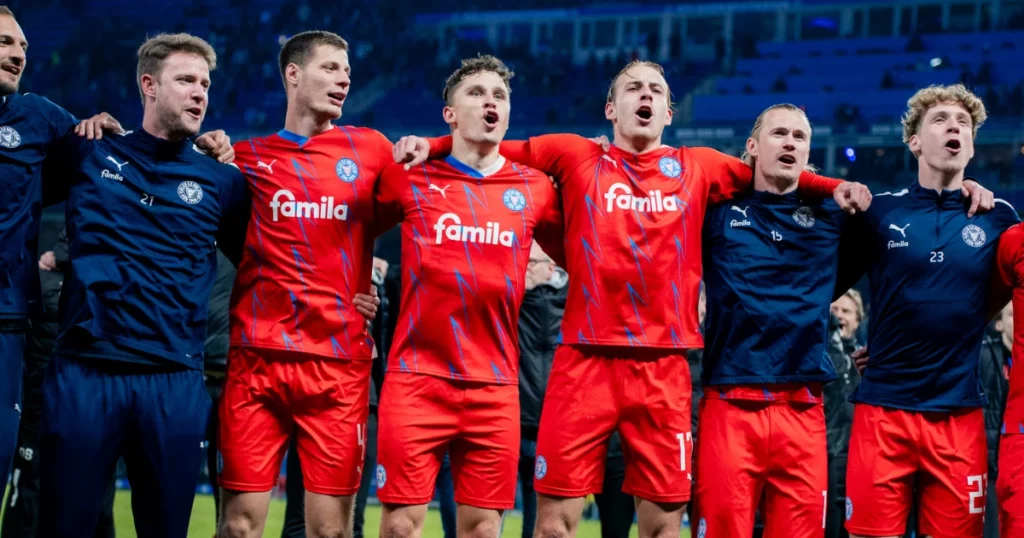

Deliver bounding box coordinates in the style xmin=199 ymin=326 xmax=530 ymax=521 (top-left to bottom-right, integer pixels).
xmin=994 ymin=222 xmax=1024 ymax=435
xmin=431 ymin=134 xmax=841 ymax=349
xmin=230 ymin=126 xmax=393 ymax=360
xmin=375 ymin=155 xmax=562 ymax=384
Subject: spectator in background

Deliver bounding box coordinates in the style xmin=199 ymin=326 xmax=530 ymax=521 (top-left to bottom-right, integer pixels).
xmin=830 ymin=289 xmax=865 ymax=350
xmin=980 ymin=303 xmax=1011 ymax=538
xmin=517 ymin=244 xmax=568 ymax=538
xmin=824 ymin=291 xmax=864 ymax=538
xmin=2 ymin=230 xmax=115 ymax=538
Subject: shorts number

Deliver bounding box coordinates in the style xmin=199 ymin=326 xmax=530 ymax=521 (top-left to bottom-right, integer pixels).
xmin=930 ymin=251 xmax=944 ymax=263
xmin=822 ymin=490 xmax=828 ymax=528
xmin=140 ymin=193 xmax=155 ymax=206
xmin=968 ymin=474 xmax=985 ymax=514
xmin=675 ymin=432 xmax=693 ymax=472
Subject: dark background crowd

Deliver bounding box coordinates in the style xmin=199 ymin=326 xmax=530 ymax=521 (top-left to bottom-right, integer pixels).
xmin=5 ymin=0 xmax=1024 ymax=535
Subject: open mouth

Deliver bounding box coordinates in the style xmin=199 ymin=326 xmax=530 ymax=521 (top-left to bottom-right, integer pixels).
xmin=1 ymin=64 xmax=20 ymax=77
xmin=484 ymin=110 xmax=499 ymax=126
xmin=778 ymin=154 xmax=797 ymax=165
xmin=328 ymin=92 xmax=346 ymax=106
xmin=945 ymin=139 xmax=962 ymax=152
xmin=635 ymin=105 xmax=653 ymax=121
xmin=184 ymin=106 xmax=202 ymax=120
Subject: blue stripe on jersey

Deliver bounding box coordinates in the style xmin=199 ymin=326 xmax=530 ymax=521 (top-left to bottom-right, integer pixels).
xmin=701 ymin=190 xmax=846 ymax=386
xmin=445 ymin=155 xmax=485 ymax=179
xmin=277 ymin=128 xmax=311 ymax=147
xmin=840 ymin=182 xmax=1020 ymax=411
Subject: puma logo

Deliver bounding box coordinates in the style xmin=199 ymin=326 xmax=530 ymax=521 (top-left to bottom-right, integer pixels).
xmin=257 ymin=159 xmax=276 ymax=174
xmin=105 ymin=156 xmax=128 ymax=171
xmin=731 ymin=206 xmax=749 ymax=218
xmin=429 ymin=184 xmax=451 ymax=198
xmin=889 ymin=223 xmax=910 ymax=238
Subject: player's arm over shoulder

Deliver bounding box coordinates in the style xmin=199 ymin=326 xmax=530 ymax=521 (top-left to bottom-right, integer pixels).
xmin=343 ymin=126 xmax=394 ymax=174
xmin=424 ymin=133 xmax=598 ymax=180
xmin=210 ymin=161 xmax=251 ymax=267
xmin=521 ymin=163 xmax=566 ymax=267
xmin=371 ymin=162 xmax=408 ymax=236
xmin=688 ymin=146 xmax=843 ymax=204
xmin=22 ymin=93 xmax=79 ymax=144
xmin=502 ymin=133 xmax=599 ymax=181
xmin=988 ymin=221 xmax=1024 ymax=321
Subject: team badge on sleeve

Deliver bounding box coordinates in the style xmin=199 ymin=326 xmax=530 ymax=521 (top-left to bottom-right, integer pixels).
xmin=503 ymin=188 xmax=527 ymax=211
xmin=961 ymin=224 xmax=986 ymax=247
xmin=336 ymin=158 xmax=359 ymax=182
xmin=0 ymin=126 xmax=21 ymax=148
xmin=177 ymin=181 xmax=204 ymax=204
xmin=845 ymin=497 xmax=853 ymax=520
xmin=792 ymin=206 xmax=816 ymax=228
xmin=534 ymin=455 xmax=548 ymax=479
xmin=658 ymin=156 xmax=682 ymax=178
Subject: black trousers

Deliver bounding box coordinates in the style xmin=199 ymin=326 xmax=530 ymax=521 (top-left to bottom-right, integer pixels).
xmin=593 ymin=448 xmax=634 ymax=538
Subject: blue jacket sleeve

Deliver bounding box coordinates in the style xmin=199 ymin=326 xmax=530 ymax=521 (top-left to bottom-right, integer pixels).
xmin=216 ymin=167 xmax=251 ymax=268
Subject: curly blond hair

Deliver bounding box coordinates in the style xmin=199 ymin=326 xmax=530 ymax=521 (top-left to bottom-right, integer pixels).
xmin=901 ymin=84 xmax=986 ymax=148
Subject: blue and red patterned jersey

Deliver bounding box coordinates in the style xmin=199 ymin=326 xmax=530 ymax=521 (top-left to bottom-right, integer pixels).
xmin=230 ymin=126 xmax=392 ymax=361
xmin=375 ymin=155 xmax=562 ymax=384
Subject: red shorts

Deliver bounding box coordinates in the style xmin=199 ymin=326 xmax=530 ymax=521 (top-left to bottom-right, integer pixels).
xmin=692 ymin=396 xmax=827 ymax=538
xmin=375 ymin=373 xmax=518 ymax=510
xmin=534 ymin=345 xmax=692 ymax=503
xmin=998 ymin=434 xmax=1024 ymax=538
xmin=217 ymin=347 xmax=370 ymax=496
xmin=845 ymin=404 xmax=986 ymax=538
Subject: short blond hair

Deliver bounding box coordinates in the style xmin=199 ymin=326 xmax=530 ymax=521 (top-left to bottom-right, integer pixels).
xmin=901 ymin=84 xmax=986 ymax=146
xmin=606 ymin=60 xmax=675 ymax=111
xmin=840 ymin=289 xmax=865 ymax=322
xmin=136 ymin=33 xmax=217 ymax=104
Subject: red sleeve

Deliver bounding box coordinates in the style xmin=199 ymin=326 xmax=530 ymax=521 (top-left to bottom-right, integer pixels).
xmin=427 ymin=134 xmax=595 ymax=182
xmin=532 ymin=179 xmax=566 ymax=269
xmin=427 ymin=136 xmax=452 ymax=160
xmin=796 ymin=171 xmax=844 ymax=198
xmin=689 ymin=146 xmax=844 ymax=204
xmin=687 ymin=146 xmax=754 ymax=204
xmin=371 ymin=163 xmax=406 ymax=237
xmin=987 ymin=224 xmax=1024 ymax=320
xmin=508 ymin=134 xmax=595 ymax=181
xmin=368 ymin=129 xmax=394 ymax=172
